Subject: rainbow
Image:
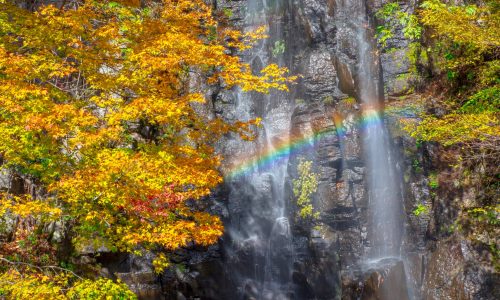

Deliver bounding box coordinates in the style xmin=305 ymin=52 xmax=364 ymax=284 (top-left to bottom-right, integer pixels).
xmin=226 ymin=107 xmax=385 ymax=179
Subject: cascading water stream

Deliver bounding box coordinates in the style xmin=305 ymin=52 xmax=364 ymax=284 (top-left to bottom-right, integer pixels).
xmin=222 ymin=0 xmax=295 ymax=298
xmin=221 ymin=0 xmax=408 ymax=299
xmin=349 ymin=0 xmax=411 ymax=298
xmin=353 ymin=0 xmax=403 ymax=259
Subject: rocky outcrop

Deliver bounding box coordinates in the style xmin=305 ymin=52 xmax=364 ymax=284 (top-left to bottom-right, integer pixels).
xmin=342 ymin=258 xmax=410 ymax=300
xmin=3 ymin=1 xmax=496 ymax=300
xmin=422 ymin=238 xmax=496 ymax=300
xmin=94 ymin=0 xmax=497 ymax=299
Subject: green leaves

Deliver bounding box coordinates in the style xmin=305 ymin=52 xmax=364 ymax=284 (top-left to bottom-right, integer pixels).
xmin=400 ymin=14 xmax=422 ymax=40
xmin=222 ymin=8 xmax=233 ymax=18
xmin=376 ymin=25 xmax=393 ymax=47
xmin=108 ymin=2 xmax=121 ymax=9
xmin=413 ymin=203 xmax=428 ymax=216
xmin=460 ymin=86 xmax=500 ymax=113
xmin=272 ymin=40 xmax=286 ymax=57
xmin=292 ymin=159 xmax=319 ymax=220
xmin=375 ymin=2 xmax=400 ymax=19
xmin=375 ymin=3 xmax=423 ymax=47
xmin=465 ymin=5 xmax=477 ymax=16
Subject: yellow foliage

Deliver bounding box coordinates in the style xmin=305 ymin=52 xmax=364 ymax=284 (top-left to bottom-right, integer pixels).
xmin=420 ymin=0 xmax=500 ymax=51
xmin=404 ymin=112 xmax=500 ymax=146
xmin=0 ymin=0 xmax=295 ymax=296
xmin=0 ymin=270 xmax=67 ymax=300
xmin=0 ymin=193 xmax=62 ymax=221
xmin=419 ymin=0 xmax=500 ymax=72
xmin=152 ymin=253 xmax=170 ymax=274
xmin=0 ymin=270 xmax=136 ymax=300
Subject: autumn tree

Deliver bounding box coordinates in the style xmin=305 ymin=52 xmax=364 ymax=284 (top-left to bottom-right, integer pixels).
xmin=407 ymin=0 xmax=499 ymax=171
xmin=0 ymin=0 xmax=294 ymax=297
xmin=397 ymin=0 xmax=499 ymax=270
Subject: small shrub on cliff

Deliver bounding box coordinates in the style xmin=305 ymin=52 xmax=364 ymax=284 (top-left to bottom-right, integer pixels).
xmin=413 ymin=203 xmax=429 ymax=216
xmin=272 ymin=40 xmax=286 ymax=57
xmin=375 ymin=3 xmax=423 ymax=48
xmin=293 ymin=159 xmax=319 ymax=220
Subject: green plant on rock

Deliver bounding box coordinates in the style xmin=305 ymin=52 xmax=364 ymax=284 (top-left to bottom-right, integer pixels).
xmin=272 ymin=40 xmax=286 ymax=57
xmin=464 ymin=205 xmax=500 ymax=271
xmin=375 ymin=3 xmax=426 ymax=80
xmin=375 ymin=3 xmax=423 ymax=48
xmin=411 ymin=158 xmax=423 ymax=173
xmin=322 ymin=95 xmax=335 ymax=105
xmin=428 ymin=172 xmax=439 ymax=189
xmin=293 ymin=159 xmax=319 ymax=220
xmin=222 ymin=8 xmax=233 ymax=18
xmin=295 ymin=98 xmax=305 ymax=105
xmin=413 ymin=203 xmax=429 ymax=216
xmin=342 ymin=96 xmax=356 ymax=106
xmin=375 ymin=25 xmax=394 ymax=48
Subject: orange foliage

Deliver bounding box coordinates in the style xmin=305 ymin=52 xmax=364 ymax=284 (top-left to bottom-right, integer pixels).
xmin=0 ymin=0 xmax=295 ymax=277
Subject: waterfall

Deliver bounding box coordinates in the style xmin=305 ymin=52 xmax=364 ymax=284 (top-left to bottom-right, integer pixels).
xmin=222 ymin=0 xmax=295 ymax=298
xmin=353 ymin=0 xmax=404 ymax=259
xmin=351 ymin=0 xmax=412 ymax=298
xmin=218 ymin=0 xmax=409 ymax=299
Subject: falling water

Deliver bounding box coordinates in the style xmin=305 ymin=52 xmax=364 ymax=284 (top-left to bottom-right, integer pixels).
xmin=220 ymin=0 xmax=407 ymax=298
xmin=222 ymin=0 xmax=295 ymax=298
xmin=341 ymin=0 xmax=410 ymax=298
xmin=353 ymin=0 xmax=403 ymax=259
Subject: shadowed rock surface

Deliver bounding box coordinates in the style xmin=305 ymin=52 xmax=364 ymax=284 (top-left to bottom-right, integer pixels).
xmin=46 ymin=0 xmax=494 ymax=299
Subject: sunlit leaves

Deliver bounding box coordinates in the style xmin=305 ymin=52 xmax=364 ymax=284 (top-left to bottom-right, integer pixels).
xmin=0 ymin=270 xmax=137 ymax=300
xmin=292 ymin=159 xmax=320 ymax=220
xmin=0 ymin=0 xmax=295 ymax=294
xmin=404 ymin=112 xmax=499 ymax=146
xmin=0 ymin=193 xmax=62 ymax=221
xmin=405 ymin=1 xmax=500 ymax=147
xmin=420 ymin=0 xmax=500 ymax=50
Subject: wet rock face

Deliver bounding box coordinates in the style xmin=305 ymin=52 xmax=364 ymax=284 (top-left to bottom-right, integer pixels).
xmin=287 ymin=100 xmax=367 ymax=271
xmin=302 ymin=50 xmax=338 ymax=100
xmin=95 ymin=0 xmax=497 ymax=299
xmin=387 ymin=102 xmax=500 ymax=300
xmin=205 ymin=0 xmax=404 ymax=298
xmin=341 ymin=259 xmax=410 ymax=300
xmin=291 ymin=0 xmax=336 ymax=45
xmin=422 ymin=238 xmax=500 ymax=300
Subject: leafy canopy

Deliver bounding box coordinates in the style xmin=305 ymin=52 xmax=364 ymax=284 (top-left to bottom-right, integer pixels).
xmin=407 ymin=0 xmax=500 ymax=145
xmin=0 ymin=0 xmax=295 ymax=296
xmin=399 ymin=0 xmax=499 ymax=269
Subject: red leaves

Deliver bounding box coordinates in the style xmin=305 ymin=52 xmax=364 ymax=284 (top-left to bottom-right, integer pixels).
xmin=129 ymin=184 xmax=183 ymax=220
